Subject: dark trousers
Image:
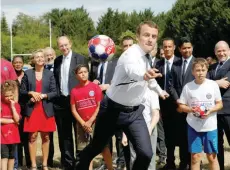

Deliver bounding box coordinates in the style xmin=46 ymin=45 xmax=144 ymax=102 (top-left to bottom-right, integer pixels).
xmin=48 ymin=132 xmax=54 ymax=167
xmin=54 ymin=95 xmax=76 ymax=169
xmin=114 ymin=130 xmax=125 ymax=165
xmin=160 ymin=100 xmax=178 ymax=167
xmin=75 ymin=96 xmax=153 ymax=170
xmin=18 ymin=118 xmax=31 ymax=167
xmin=176 ymin=114 xmax=190 ymax=169
xmin=113 ymin=130 xmax=130 ymax=169
xmin=156 ymin=116 xmax=167 ymax=160
xmin=162 ymin=114 xmax=177 ymax=167
xmin=217 ymin=115 xmax=230 ymax=170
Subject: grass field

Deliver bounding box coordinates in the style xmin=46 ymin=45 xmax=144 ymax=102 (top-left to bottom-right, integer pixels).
xmin=19 ymin=132 xmax=230 ymax=170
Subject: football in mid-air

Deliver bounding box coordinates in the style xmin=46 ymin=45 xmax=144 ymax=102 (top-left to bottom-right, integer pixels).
xmin=88 ymin=35 xmax=115 ymax=61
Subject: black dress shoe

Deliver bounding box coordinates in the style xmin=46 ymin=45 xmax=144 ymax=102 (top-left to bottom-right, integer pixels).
xmin=160 ymin=164 xmax=176 ymax=170
xmin=177 ymin=165 xmax=189 ymax=170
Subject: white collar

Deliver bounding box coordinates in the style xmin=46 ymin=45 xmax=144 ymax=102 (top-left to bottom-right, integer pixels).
xmin=182 ymin=55 xmax=193 ymax=63
xmin=136 ymin=44 xmax=148 ymax=57
xmin=165 ymin=55 xmax=175 ymax=64
xmin=63 ymin=50 xmax=72 ymax=59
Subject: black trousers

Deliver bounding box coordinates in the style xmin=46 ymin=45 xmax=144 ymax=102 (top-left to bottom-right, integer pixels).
xmin=54 ymin=95 xmax=76 ymax=169
xmin=75 ymin=96 xmax=153 ymax=170
xmin=162 ymin=113 xmax=177 ymax=167
xmin=176 ymin=114 xmax=190 ymax=169
xmin=156 ymin=116 xmax=167 ymax=160
xmin=113 ymin=130 xmax=131 ymax=169
xmin=18 ymin=118 xmax=31 ymax=167
xmin=217 ymin=115 xmax=230 ymax=170
xmin=48 ymin=132 xmax=54 ymax=167
xmin=114 ymin=130 xmax=125 ymax=165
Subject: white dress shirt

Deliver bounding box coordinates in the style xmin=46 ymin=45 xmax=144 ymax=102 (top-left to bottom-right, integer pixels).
xmin=97 ymin=61 xmax=108 ymax=84
xmin=182 ymin=55 xmax=193 ymax=73
xmin=164 ymin=56 xmax=174 ymax=73
xmin=106 ymin=44 xmax=162 ymax=106
xmin=164 ymin=56 xmax=174 ymax=89
xmin=60 ymin=50 xmax=72 ymax=96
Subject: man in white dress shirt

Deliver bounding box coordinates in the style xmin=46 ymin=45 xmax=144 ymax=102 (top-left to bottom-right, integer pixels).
xmin=75 ymin=21 xmax=166 ymax=170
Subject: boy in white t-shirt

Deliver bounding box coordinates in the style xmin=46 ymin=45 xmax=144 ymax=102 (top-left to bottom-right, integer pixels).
xmin=178 ymin=58 xmax=223 ymax=170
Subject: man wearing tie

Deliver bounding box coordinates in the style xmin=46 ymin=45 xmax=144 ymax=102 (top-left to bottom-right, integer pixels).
xmin=170 ymin=37 xmax=195 ymax=170
xmin=53 ymin=36 xmax=87 ymax=170
xmin=90 ymin=36 xmax=134 ymax=170
xmin=155 ymin=38 xmax=180 ymax=169
xmin=208 ymin=41 xmax=230 ymax=170
xmin=75 ymin=21 xmax=168 ymax=170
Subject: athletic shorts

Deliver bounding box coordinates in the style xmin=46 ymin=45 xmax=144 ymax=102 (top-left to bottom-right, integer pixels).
xmin=188 ymin=125 xmax=218 ymax=154
xmin=1 ymin=144 xmax=17 ymax=159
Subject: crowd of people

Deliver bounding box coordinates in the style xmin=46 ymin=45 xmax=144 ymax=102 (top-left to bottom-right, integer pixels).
xmin=1 ymin=21 xmax=230 ymax=170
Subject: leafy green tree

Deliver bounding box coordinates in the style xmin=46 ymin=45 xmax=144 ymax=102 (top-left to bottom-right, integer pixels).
xmin=44 ymin=6 xmax=97 ymax=41
xmin=162 ymin=0 xmax=230 ymax=57
xmin=1 ymin=12 xmax=9 ymax=34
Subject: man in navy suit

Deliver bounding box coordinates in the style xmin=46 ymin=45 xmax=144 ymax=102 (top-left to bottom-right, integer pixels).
xmin=208 ymin=41 xmax=230 ymax=170
xmin=169 ymin=37 xmax=195 ymax=170
xmin=53 ymin=36 xmax=87 ymax=170
xmin=155 ymin=38 xmax=180 ymax=170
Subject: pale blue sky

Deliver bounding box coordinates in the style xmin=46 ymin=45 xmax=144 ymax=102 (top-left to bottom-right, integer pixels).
xmin=2 ymin=0 xmax=177 ymax=25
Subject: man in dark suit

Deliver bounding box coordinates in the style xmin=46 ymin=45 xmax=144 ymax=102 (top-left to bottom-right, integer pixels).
xmin=208 ymin=41 xmax=230 ymax=170
xmin=155 ymin=38 xmax=180 ymax=170
xmin=53 ymin=36 xmax=87 ymax=170
xmin=169 ymin=37 xmax=195 ymax=170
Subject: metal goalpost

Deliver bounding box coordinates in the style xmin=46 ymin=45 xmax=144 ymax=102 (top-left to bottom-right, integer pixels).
xmin=10 ymin=19 xmax=52 ymax=62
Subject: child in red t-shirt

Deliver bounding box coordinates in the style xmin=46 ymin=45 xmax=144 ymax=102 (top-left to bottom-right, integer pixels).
xmin=1 ymin=80 xmax=21 ymax=170
xmin=70 ymin=64 xmax=113 ymax=170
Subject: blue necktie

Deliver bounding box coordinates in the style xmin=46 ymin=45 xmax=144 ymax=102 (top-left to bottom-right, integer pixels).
xmin=182 ymin=59 xmax=187 ymax=82
xmin=99 ymin=62 xmax=104 ymax=84
xmin=165 ymin=60 xmax=171 ymax=92
xmin=145 ymin=54 xmax=153 ymax=68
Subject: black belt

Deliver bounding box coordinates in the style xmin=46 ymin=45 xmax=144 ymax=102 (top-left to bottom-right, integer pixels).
xmin=60 ymin=94 xmax=70 ymax=98
xmin=107 ymin=96 xmax=139 ymax=113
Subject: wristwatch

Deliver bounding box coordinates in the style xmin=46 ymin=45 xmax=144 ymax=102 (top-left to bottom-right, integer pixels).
xmin=41 ymin=94 xmax=46 ymax=99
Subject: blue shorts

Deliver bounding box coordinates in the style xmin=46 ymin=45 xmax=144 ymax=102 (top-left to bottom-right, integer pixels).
xmin=188 ymin=125 xmax=218 ymax=154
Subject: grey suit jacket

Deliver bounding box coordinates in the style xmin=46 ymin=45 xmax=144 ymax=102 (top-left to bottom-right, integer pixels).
xmin=208 ymin=59 xmax=230 ymax=115
xmin=20 ymin=69 xmax=57 ymax=117
xmin=53 ymin=51 xmax=87 ymax=96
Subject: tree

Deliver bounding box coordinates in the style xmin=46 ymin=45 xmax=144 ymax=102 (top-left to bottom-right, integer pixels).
xmin=1 ymin=12 xmax=9 ymax=34
xmin=44 ymin=6 xmax=97 ymax=41
xmin=12 ymin=13 xmax=49 ymax=37
xmin=162 ymin=0 xmax=230 ymax=57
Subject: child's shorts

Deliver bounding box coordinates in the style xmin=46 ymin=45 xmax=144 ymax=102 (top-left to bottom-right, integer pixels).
xmin=76 ymin=123 xmax=94 ymax=151
xmin=1 ymin=144 xmax=17 ymax=159
xmin=188 ymin=125 xmax=218 ymax=154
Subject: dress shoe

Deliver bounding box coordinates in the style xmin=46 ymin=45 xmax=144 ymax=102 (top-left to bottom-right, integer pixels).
xmin=159 ymin=164 xmax=176 ymax=170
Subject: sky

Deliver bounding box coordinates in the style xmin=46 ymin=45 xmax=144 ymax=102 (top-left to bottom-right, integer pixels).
xmin=2 ymin=0 xmax=177 ymax=26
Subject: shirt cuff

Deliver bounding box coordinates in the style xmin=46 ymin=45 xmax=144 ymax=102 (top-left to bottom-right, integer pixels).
xmin=148 ymin=79 xmax=163 ymax=95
